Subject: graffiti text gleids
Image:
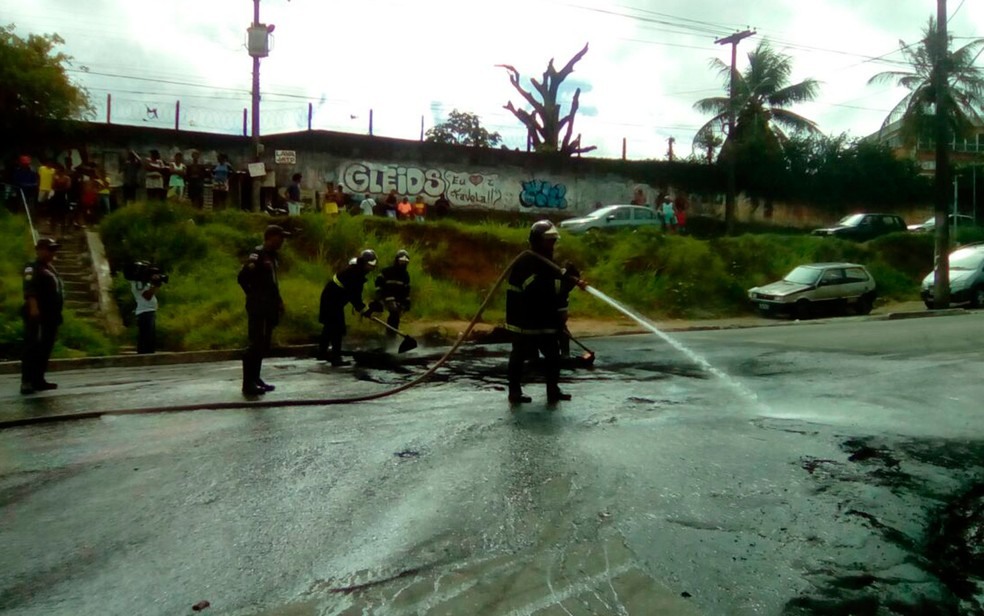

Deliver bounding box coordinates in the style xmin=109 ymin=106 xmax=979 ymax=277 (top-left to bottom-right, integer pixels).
xmin=342 ymin=162 xmax=444 ymax=198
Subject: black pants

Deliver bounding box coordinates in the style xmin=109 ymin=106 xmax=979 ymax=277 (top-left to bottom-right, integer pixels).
xmin=318 ymin=304 xmax=346 ymax=361
xmin=122 ymin=185 xmax=138 ymax=205
xmin=136 ymin=311 xmax=156 ymax=354
xmin=188 ymin=181 xmax=204 ymax=208
xmin=385 ymin=307 xmax=402 ymax=338
xmin=508 ymin=333 xmax=561 ymax=396
xmin=22 ymin=318 xmax=59 ymax=386
xmin=243 ymin=313 xmax=276 ymax=386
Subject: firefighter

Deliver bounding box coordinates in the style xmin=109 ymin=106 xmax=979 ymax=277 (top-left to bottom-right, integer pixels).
xmin=21 ymin=238 xmax=63 ymax=395
xmin=505 ymin=220 xmax=586 ymax=405
xmin=375 ymin=249 xmax=412 ymax=338
xmin=238 ymin=224 xmax=289 ymax=396
xmin=319 ymin=249 xmax=380 ymax=366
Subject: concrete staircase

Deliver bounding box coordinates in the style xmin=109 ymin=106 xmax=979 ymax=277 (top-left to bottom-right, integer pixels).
xmin=53 ymin=230 xmax=103 ymax=325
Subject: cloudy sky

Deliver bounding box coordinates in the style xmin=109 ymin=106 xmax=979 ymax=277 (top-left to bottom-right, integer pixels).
xmin=3 ymin=0 xmax=982 ymax=160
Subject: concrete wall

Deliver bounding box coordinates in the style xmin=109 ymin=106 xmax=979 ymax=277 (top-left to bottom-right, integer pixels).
xmin=55 ymin=124 xmax=717 ymax=215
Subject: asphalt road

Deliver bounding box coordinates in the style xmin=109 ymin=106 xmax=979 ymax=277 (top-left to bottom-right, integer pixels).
xmin=1 ymin=313 xmax=983 ymax=615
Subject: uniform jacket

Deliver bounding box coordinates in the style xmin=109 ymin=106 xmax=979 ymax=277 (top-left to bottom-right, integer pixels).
xmin=375 ymin=265 xmax=411 ymax=304
xmin=238 ymin=245 xmax=282 ymax=319
xmin=320 ymin=263 xmax=368 ymax=322
xmin=505 ymin=252 xmax=566 ymax=334
xmin=23 ymin=260 xmax=64 ymax=324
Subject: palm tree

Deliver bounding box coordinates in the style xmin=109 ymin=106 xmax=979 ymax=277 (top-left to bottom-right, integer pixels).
xmin=694 ymin=40 xmax=821 ymax=227
xmin=869 ymin=17 xmax=984 ymax=307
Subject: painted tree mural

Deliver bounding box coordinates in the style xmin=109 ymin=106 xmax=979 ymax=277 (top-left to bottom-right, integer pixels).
xmin=498 ymin=43 xmax=596 ymax=156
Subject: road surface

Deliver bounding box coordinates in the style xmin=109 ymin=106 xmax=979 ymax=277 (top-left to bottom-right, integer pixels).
xmin=1 ymin=313 xmax=983 ymax=615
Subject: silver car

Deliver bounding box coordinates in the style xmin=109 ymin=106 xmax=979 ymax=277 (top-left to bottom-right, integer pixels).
xmin=748 ymin=263 xmax=878 ymax=319
xmin=920 ymin=244 xmax=984 ymax=308
xmin=558 ymin=205 xmax=662 ymax=235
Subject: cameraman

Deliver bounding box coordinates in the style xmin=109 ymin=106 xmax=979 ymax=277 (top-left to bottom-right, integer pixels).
xmin=130 ymin=266 xmax=163 ymax=354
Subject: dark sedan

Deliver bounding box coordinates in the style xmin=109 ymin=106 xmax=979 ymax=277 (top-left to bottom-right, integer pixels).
xmin=812 ymin=213 xmax=907 ymax=242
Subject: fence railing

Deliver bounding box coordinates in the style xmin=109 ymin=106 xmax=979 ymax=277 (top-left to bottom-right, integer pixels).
xmin=2 ymin=183 xmax=38 ymax=245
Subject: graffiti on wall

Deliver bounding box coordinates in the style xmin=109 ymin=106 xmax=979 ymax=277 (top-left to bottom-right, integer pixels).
xmin=520 ymin=180 xmax=568 ymax=209
xmin=444 ymin=171 xmax=502 ymax=207
xmin=340 ymin=162 xmax=503 ymax=207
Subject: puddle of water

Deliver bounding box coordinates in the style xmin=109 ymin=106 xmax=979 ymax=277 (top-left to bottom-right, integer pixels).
xmin=585 ymin=286 xmax=765 ymax=408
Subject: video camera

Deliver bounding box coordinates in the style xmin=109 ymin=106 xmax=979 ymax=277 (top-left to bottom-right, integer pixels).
xmin=123 ymin=261 xmax=169 ymax=285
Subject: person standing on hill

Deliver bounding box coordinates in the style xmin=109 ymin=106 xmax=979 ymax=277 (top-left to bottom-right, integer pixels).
xmin=211 ymin=153 xmax=233 ymax=209
xmin=185 ymin=150 xmax=207 ymax=208
xmin=318 ymin=250 xmax=379 ymax=366
xmin=21 ymin=238 xmax=63 ymax=395
xmin=238 ymin=224 xmax=290 ymax=396
xmin=505 ymin=220 xmax=586 ymax=405
xmin=375 ymin=250 xmax=412 ymax=339
xmin=122 ymin=150 xmax=142 ymax=206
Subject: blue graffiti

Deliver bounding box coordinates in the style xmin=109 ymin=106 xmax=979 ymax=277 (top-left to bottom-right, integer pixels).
xmin=520 ymin=180 xmax=568 ymax=209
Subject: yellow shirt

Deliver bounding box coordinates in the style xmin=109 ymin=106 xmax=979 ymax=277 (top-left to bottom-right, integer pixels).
xmin=38 ymin=165 xmax=54 ymax=192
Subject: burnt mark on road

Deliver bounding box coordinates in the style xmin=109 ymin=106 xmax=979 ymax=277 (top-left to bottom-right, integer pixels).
xmin=786 ymin=436 xmax=984 ymax=614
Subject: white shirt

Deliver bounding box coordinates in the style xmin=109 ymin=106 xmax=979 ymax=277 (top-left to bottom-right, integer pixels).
xmin=360 ymin=198 xmax=376 ymax=215
xmin=131 ymin=281 xmax=159 ymax=315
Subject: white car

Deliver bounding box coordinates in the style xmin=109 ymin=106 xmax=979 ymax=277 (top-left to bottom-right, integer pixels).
xmin=920 ymin=244 xmax=984 ymax=308
xmin=558 ymin=205 xmax=662 ymax=235
xmin=748 ymin=263 xmax=877 ymax=319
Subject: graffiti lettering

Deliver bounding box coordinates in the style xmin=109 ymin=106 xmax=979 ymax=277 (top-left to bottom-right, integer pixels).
xmin=520 ymin=180 xmax=567 ymax=209
xmin=443 ymin=171 xmax=502 ymax=207
xmin=342 ymin=162 xmax=445 ymax=197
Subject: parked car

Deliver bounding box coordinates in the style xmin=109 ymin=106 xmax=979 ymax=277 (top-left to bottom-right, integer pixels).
xmin=812 ymin=213 xmax=907 ymax=241
xmin=907 ymin=214 xmax=976 ymax=233
xmin=558 ymin=205 xmax=661 ymax=235
xmin=920 ymin=243 xmax=984 ymax=308
xmin=748 ymin=263 xmax=877 ymax=319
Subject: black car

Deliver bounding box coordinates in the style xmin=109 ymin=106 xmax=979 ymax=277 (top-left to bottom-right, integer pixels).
xmin=812 ymin=213 xmax=907 ymax=242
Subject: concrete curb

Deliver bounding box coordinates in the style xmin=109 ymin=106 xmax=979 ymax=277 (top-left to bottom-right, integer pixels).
xmin=0 ymin=308 xmax=971 ymax=375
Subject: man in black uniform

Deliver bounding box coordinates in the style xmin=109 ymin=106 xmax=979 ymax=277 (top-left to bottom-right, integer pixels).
xmin=505 ymin=220 xmax=585 ymax=405
xmin=318 ymin=249 xmax=379 ymax=366
xmin=238 ymin=224 xmax=289 ymax=396
xmin=375 ymin=249 xmax=412 ymax=339
xmin=21 ymin=238 xmax=64 ymax=395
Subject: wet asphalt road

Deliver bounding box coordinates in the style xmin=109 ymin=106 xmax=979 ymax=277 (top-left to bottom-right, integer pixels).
xmin=1 ymin=313 xmax=983 ymax=615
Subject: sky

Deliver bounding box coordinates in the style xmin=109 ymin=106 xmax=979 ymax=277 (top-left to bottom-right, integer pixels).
xmin=3 ymin=0 xmax=983 ymax=160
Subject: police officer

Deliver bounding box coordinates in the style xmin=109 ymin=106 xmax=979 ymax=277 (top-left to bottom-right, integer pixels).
xmin=375 ymin=249 xmax=412 ymax=339
xmin=21 ymin=238 xmax=64 ymax=395
xmin=505 ymin=220 xmax=585 ymax=405
xmin=318 ymin=249 xmax=379 ymax=366
xmin=238 ymin=224 xmax=290 ymax=396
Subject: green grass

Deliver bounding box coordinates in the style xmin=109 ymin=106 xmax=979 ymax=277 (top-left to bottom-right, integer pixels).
xmin=0 ymin=202 xmax=959 ymax=355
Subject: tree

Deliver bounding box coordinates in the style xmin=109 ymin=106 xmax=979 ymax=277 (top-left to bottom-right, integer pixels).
xmin=0 ymin=25 xmax=92 ymax=140
xmin=424 ymin=109 xmax=502 ymax=148
xmin=869 ymin=14 xmax=984 ymax=308
xmin=694 ymin=40 xmax=821 ymax=223
xmin=498 ymin=43 xmax=596 ymax=156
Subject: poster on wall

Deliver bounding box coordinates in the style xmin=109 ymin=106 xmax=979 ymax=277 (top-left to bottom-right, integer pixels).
xmin=247 ymin=162 xmax=266 ymax=178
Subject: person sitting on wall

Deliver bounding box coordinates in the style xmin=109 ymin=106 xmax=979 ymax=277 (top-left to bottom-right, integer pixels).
xmin=432 ymin=192 xmax=451 ymax=218
xmin=396 ymin=196 xmax=413 ymax=220
xmin=412 ymin=196 xmax=427 ymax=222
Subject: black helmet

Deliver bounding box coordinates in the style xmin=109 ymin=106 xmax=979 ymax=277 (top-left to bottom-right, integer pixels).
xmin=357 ymin=249 xmax=378 ymax=268
xmin=395 ymin=249 xmax=410 ymax=264
xmin=529 ymin=220 xmax=560 ymax=246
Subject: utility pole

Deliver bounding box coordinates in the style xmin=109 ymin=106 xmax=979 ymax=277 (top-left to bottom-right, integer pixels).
xmin=247 ymin=0 xmax=277 ymax=212
xmin=715 ymin=29 xmax=755 ymax=236
xmin=666 ymin=136 xmax=676 ymax=162
xmin=932 ymin=0 xmax=951 ymax=307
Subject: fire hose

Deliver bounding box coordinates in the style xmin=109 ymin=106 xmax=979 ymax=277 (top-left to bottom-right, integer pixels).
xmin=1 ymin=251 xmax=586 ymax=430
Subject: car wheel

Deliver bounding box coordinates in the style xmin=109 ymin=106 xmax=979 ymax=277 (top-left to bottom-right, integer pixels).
xmin=794 ymin=299 xmax=813 ymax=320
xmin=970 ymin=286 xmax=984 ymax=309
xmin=856 ymin=293 xmax=875 ymax=315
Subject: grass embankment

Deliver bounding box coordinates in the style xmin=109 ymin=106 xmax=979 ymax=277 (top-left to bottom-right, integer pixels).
xmin=5 ymin=203 xmax=975 ymax=356
xmin=0 ymin=210 xmax=118 ymax=359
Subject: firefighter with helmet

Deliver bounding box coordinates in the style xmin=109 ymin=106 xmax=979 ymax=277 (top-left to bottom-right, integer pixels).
xmin=375 ymin=249 xmax=412 ymax=339
xmin=505 ymin=220 xmax=586 ymax=405
xmin=318 ymin=249 xmax=380 ymax=366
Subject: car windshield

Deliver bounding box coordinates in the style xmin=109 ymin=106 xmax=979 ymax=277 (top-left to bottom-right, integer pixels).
xmin=949 ymin=250 xmax=984 ymax=270
xmin=584 ymin=206 xmax=621 ymax=219
xmin=837 ymin=214 xmax=864 ymax=227
xmin=783 ymin=266 xmax=821 ymax=285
